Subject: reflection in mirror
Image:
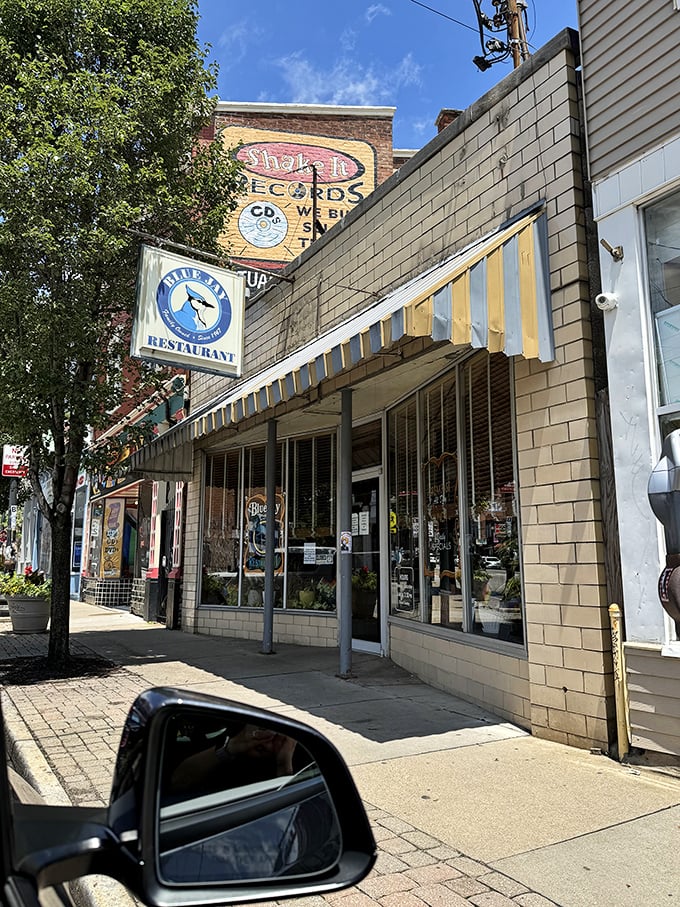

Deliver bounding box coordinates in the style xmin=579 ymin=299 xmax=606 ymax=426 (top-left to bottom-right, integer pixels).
xmin=157 ymin=710 xmax=342 ymax=885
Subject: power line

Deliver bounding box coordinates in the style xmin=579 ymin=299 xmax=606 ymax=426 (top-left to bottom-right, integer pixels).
xmin=408 ymin=0 xmax=480 ymax=35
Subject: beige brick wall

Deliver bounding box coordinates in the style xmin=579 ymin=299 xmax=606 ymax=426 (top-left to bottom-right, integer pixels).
xmin=194 ymin=607 xmax=338 ymax=648
xmin=389 ymin=624 xmax=531 ymax=728
xmin=182 ymin=31 xmax=614 ymax=750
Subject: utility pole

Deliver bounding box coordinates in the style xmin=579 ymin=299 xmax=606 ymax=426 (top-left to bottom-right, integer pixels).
xmin=506 ymin=0 xmax=529 ymax=69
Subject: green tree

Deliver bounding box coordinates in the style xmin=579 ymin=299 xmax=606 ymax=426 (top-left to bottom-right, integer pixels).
xmin=0 ymin=0 xmax=242 ymax=665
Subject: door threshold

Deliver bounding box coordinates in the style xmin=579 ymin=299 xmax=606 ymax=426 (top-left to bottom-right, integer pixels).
xmin=351 ymin=639 xmax=382 ymax=655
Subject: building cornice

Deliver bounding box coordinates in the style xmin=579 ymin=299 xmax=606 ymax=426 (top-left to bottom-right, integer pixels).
xmin=215 ymin=101 xmax=395 ymax=119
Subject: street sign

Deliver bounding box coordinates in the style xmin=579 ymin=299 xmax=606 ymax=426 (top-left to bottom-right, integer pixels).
xmin=9 ymin=505 xmax=17 ymax=530
xmin=2 ymin=445 xmax=28 ymax=478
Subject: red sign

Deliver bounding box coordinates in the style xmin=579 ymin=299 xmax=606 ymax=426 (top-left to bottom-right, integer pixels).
xmin=2 ymin=445 xmax=27 ymax=478
xmin=237 ymin=141 xmax=365 ymax=183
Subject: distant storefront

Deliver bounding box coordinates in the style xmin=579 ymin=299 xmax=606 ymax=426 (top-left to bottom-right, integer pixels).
xmin=80 ymin=377 xmax=185 ymax=613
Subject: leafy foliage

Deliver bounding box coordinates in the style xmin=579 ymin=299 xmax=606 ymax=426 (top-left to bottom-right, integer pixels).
xmin=0 ymin=571 xmax=51 ymax=599
xmin=0 ymin=0 xmax=243 ymax=661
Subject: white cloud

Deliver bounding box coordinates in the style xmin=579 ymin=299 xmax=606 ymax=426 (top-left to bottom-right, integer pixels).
xmin=215 ymin=20 xmax=262 ymax=71
xmin=365 ymin=4 xmax=391 ymax=24
xmin=340 ymin=27 xmax=357 ymax=52
xmin=274 ymin=51 xmax=421 ymax=107
xmin=411 ymin=117 xmax=432 ymax=135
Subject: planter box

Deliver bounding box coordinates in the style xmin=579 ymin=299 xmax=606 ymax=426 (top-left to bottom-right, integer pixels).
xmin=7 ymin=596 xmax=50 ymax=633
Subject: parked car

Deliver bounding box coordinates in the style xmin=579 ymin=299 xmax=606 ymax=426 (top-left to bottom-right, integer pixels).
xmin=1 ymin=687 xmax=377 ymax=906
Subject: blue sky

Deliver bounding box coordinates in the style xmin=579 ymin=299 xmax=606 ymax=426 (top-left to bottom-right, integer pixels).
xmin=196 ymin=1 xmax=578 ymax=150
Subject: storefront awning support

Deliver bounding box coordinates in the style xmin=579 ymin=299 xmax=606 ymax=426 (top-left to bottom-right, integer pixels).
xmin=262 ymin=418 xmax=277 ymax=654
xmin=338 ymin=389 xmax=353 ymax=677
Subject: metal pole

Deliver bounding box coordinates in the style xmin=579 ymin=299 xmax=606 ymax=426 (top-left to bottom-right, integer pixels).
xmin=338 ymin=389 xmax=353 ymax=677
xmin=608 ymin=603 xmax=630 ymax=761
xmin=8 ymin=479 xmax=17 ymax=550
xmin=262 ymin=419 xmax=277 ymax=654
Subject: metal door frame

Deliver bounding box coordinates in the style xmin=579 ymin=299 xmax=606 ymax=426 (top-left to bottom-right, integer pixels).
xmin=351 ymin=466 xmax=387 ymax=655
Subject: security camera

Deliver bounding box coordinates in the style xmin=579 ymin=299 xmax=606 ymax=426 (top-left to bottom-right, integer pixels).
xmin=595 ymin=292 xmax=618 ymax=311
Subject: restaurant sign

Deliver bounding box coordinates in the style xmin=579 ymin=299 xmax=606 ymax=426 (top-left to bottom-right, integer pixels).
xmin=131 ymin=246 xmax=246 ymax=377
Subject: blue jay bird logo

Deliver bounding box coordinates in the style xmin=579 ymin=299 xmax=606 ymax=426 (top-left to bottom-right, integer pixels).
xmin=174 ymin=285 xmax=215 ymax=331
xmin=156 ymin=266 xmax=232 ymax=344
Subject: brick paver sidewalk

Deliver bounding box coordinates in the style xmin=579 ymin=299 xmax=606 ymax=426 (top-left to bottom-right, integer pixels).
xmin=0 ymin=622 xmax=558 ymax=907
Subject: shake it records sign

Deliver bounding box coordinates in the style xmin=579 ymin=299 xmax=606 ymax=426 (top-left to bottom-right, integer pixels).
xmin=131 ymin=246 xmax=246 ymax=377
xmin=223 ymin=126 xmax=377 ymax=291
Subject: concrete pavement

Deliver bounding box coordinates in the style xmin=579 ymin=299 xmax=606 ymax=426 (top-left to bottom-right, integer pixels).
xmin=1 ymin=600 xmax=679 ymax=907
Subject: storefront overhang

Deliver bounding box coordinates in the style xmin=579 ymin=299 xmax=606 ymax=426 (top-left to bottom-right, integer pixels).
xmin=129 ymin=207 xmax=552 ymax=477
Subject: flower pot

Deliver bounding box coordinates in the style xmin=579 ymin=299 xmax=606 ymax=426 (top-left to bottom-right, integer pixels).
xmin=473 ymin=579 xmax=490 ymax=602
xmin=352 ymin=588 xmax=376 ymax=619
xmin=7 ymin=595 xmax=50 ymax=633
xmin=299 ymin=589 xmax=315 ymax=608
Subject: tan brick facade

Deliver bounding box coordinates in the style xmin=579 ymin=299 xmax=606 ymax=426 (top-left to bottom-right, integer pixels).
xmin=179 ymin=30 xmax=615 ymax=751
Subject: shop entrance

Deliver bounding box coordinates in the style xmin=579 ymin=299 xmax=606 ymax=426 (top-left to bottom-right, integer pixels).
xmin=351 ymin=469 xmax=383 ymax=652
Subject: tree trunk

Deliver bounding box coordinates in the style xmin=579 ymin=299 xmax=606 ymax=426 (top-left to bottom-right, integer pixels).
xmin=48 ymin=510 xmax=72 ymax=666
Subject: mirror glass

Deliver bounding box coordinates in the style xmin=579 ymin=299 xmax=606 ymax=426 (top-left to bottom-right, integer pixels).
xmin=157 ymin=709 xmax=342 ymax=885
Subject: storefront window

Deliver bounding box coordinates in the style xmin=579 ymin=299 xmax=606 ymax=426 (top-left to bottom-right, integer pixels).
xmin=137 ymin=483 xmax=153 ymax=576
xmin=464 ymin=354 xmax=522 ymax=644
xmin=202 ymin=450 xmax=242 ymax=606
xmin=645 ymin=188 xmax=680 ymax=407
xmin=388 ymin=399 xmax=420 ymax=618
xmin=71 ymin=486 xmax=86 ymax=573
xmin=287 ymin=434 xmax=336 ymax=610
xmin=352 ymin=420 xmax=382 ymax=469
xmin=388 ymin=352 xmax=523 ymax=645
xmin=201 ymin=434 xmax=336 ymax=611
xmin=241 ymin=445 xmax=285 ymax=607
xmin=422 ymin=374 xmax=463 ymax=630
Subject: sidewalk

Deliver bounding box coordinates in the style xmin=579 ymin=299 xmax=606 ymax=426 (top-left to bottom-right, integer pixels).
xmin=1 ymin=600 xmax=679 ymax=907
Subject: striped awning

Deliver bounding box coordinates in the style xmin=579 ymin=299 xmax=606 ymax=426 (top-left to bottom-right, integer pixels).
xmin=129 ymin=207 xmax=553 ymax=473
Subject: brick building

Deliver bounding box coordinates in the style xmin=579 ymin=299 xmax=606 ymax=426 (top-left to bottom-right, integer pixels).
xmin=132 ymin=29 xmax=617 ymax=751
xmin=206 ymin=102 xmax=397 ymax=295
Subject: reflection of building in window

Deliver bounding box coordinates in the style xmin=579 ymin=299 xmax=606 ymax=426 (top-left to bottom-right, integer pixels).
xmin=647 ymin=188 xmax=680 ymax=407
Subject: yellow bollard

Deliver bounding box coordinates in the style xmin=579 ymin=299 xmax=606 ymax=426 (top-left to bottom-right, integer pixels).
xmin=609 ymin=603 xmax=630 ymax=761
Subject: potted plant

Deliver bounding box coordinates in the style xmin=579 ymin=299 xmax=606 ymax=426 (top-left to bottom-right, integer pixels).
xmin=0 ymin=567 xmax=52 ymax=633
xmin=314 ymin=578 xmax=336 ymax=611
xmin=472 ymin=567 xmax=491 ymax=602
xmin=501 ymin=573 xmax=522 ymax=608
xmin=352 ymin=566 xmax=377 ymax=619
xmin=201 ymin=572 xmax=226 ymax=605
xmin=298 ymin=586 xmax=315 ymax=608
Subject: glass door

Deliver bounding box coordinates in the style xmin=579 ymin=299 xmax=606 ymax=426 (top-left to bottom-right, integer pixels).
xmin=351 ymin=473 xmax=381 ymax=648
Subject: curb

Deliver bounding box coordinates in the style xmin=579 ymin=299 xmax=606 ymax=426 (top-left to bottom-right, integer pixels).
xmin=2 ymin=694 xmax=71 ymax=806
xmin=2 ymin=692 xmax=138 ymax=907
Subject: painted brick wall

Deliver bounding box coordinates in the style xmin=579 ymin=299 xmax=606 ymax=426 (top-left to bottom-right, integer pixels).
xmin=211 ymin=108 xmax=394 ymax=186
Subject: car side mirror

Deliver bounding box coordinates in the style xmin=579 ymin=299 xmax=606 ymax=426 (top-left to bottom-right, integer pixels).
xmin=108 ymin=687 xmax=376 ymax=905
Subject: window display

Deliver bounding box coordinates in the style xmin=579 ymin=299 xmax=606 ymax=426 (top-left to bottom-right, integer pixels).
xmin=387 ymin=351 xmax=524 ymax=645
xmin=201 ymin=434 xmax=335 ymax=611
xmin=388 ymin=399 xmax=420 ymax=619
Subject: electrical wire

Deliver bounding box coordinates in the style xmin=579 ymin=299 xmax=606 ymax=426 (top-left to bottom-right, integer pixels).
xmin=408 ymin=0 xmax=480 ymax=35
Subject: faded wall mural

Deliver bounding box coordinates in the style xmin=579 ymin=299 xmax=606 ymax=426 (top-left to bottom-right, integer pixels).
xmin=222 ymin=126 xmax=377 ymax=293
